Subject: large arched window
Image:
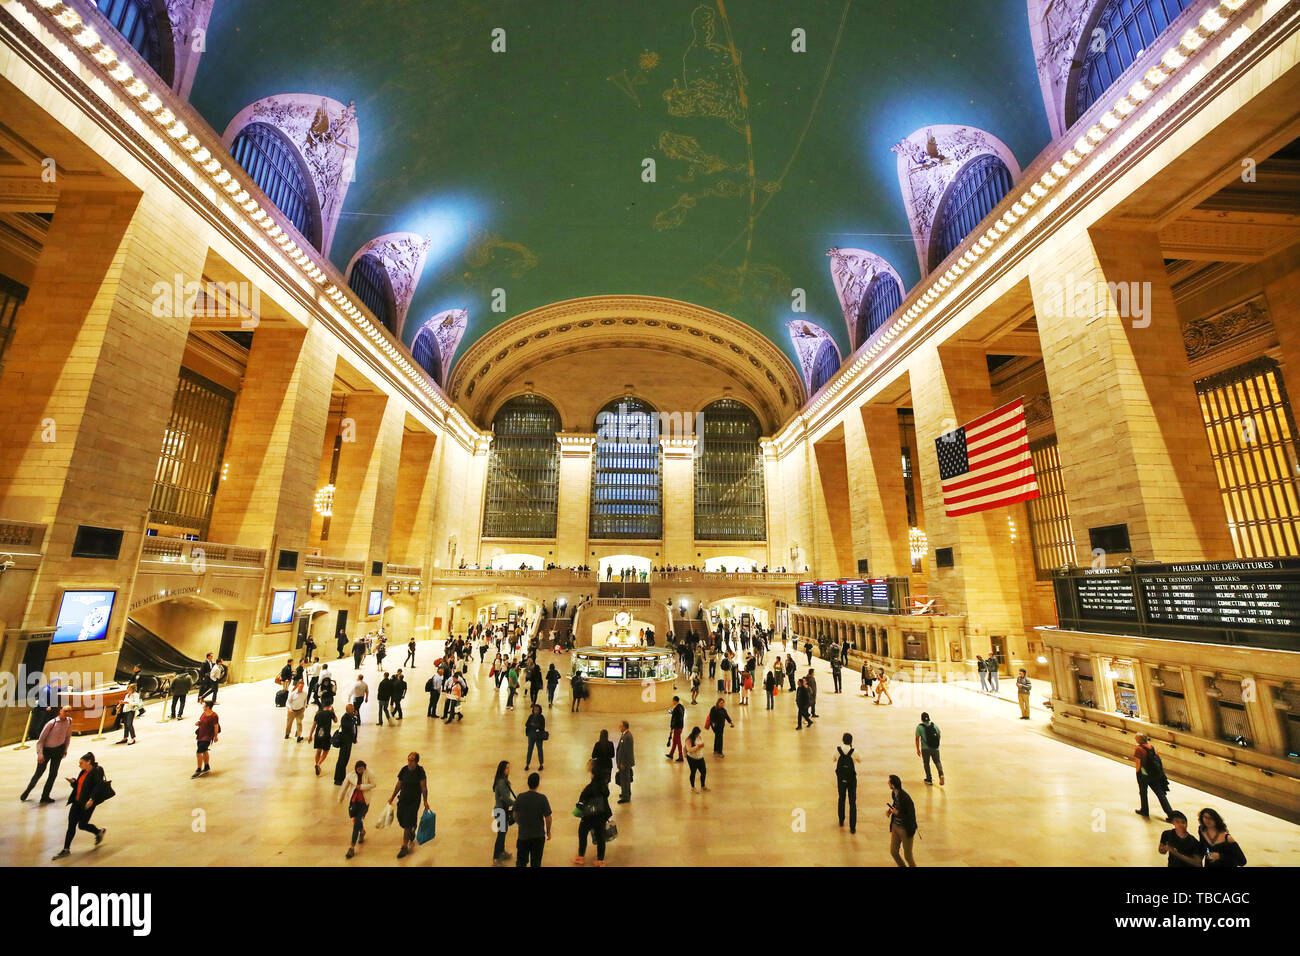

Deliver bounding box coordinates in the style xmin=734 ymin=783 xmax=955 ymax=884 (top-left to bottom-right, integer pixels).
xmin=856 ymin=273 xmax=904 ymax=345
xmin=410 ymin=325 xmax=443 ymax=384
xmin=482 ymin=395 xmax=561 ymax=539
xmin=94 ymin=0 xmax=172 ymax=85
xmin=230 ymin=122 xmax=321 ymax=249
xmin=810 ymin=341 xmax=840 ymax=394
xmin=929 ymin=154 xmax=1014 ymax=271
xmin=590 ymin=398 xmax=662 ymax=539
xmin=1071 ymin=0 xmax=1195 ymax=126
xmin=348 ymin=254 xmax=396 ymax=332
xmin=695 ymin=399 xmax=766 ymax=541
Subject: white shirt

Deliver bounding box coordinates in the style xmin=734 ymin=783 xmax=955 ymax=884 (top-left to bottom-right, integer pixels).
xmin=349 ymin=680 xmax=368 ymax=700
xmin=288 ymin=689 xmax=308 ymax=711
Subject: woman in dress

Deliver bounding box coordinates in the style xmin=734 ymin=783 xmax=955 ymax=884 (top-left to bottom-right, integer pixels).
xmin=339 ymin=758 xmax=375 ymax=859
xmin=1199 ymin=808 xmax=1246 ymax=867
xmin=874 ymin=668 xmax=893 ymax=706
xmin=492 ymin=760 xmax=515 ymax=865
xmin=311 ymin=702 xmax=336 ymax=775
xmin=740 ymin=664 xmax=753 ymax=706
xmin=685 ymin=726 xmax=708 ymax=792
xmin=388 ymin=752 xmax=429 ymax=860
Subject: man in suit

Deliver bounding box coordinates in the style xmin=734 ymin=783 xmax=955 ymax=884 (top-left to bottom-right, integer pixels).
xmin=615 ymin=720 xmax=635 ymax=803
xmin=53 ymin=752 xmax=106 ymax=858
xmin=198 ymin=653 xmax=214 ymax=702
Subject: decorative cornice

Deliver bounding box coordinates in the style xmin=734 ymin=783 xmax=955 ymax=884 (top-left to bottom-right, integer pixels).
xmin=1183 ymin=294 xmax=1272 ymax=361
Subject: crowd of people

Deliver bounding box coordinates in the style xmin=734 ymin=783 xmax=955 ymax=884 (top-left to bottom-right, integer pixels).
xmin=12 ymin=609 xmax=1257 ymax=869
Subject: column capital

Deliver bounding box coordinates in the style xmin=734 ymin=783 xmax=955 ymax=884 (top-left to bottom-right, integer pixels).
xmin=659 ymin=436 xmax=698 ymax=457
xmin=557 ymin=432 xmax=597 ymax=458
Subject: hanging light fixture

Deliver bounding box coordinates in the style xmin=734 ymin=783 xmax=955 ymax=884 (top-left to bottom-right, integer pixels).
xmin=1008 ymin=516 xmax=1018 ymax=543
xmin=908 ymin=528 xmax=928 ymax=563
xmin=314 ymin=484 xmax=336 ymax=518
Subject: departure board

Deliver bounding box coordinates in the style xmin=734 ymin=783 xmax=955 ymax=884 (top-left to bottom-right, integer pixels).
xmin=797 ymin=582 xmax=815 ymax=605
xmin=870 ymin=579 xmax=892 ymax=613
xmin=839 ymin=579 xmax=867 ymax=608
xmin=816 ymin=581 xmax=840 ymax=606
xmin=1140 ymin=563 xmax=1300 ymax=631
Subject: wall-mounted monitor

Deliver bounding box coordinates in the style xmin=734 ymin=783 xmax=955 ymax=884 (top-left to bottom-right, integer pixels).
xmin=307 ymin=580 xmax=328 ymax=595
xmin=604 ymin=660 xmax=625 ymax=679
xmin=367 ymin=590 xmax=383 ymax=616
xmin=51 ymin=590 xmax=117 ymax=645
xmin=269 ymin=589 xmax=297 ymax=625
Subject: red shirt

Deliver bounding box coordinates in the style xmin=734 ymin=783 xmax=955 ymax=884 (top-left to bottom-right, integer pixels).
xmin=197 ymin=711 xmax=220 ymax=742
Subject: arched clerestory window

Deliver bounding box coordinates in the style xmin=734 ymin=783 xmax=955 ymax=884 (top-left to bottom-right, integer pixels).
xmin=93 ymin=0 xmax=173 ymax=86
xmin=347 ymin=254 xmax=396 ymax=332
xmin=410 ymin=324 xmax=442 ymax=384
xmin=810 ymin=341 xmax=840 ymax=394
xmin=856 ymin=273 xmax=904 ymax=346
xmin=1070 ymin=0 xmax=1196 ymax=127
xmin=590 ymin=397 xmax=662 ymax=539
xmin=695 ymin=399 xmax=766 ymax=541
xmin=929 ymin=153 xmax=1014 ymax=272
xmin=482 ymin=395 xmax=561 ymax=539
xmin=230 ymin=122 xmax=322 ymax=249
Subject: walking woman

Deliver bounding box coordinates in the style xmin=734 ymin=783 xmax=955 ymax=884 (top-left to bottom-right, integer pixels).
xmin=591 ymin=729 xmax=615 ymax=785
xmin=506 ymin=662 xmax=520 ymax=711
xmin=874 ymin=668 xmax=893 ymax=706
xmin=311 ymin=702 xmax=337 ymax=776
xmin=339 ymin=759 xmax=375 ymax=859
xmin=525 ymin=704 xmax=547 ymax=771
xmin=706 ymin=698 xmax=734 ymax=757
xmin=52 ymin=752 xmax=107 ymax=859
xmin=1199 ymin=808 xmax=1247 ymax=867
xmin=764 ymin=668 xmax=778 ymax=709
xmin=685 ymin=726 xmax=708 ymax=792
xmin=492 ymin=653 xmax=505 ymax=689
xmin=572 ymin=768 xmax=612 ymax=867
xmin=388 ymin=752 xmax=429 ymax=860
xmin=492 ymin=760 xmax=516 ymax=865
xmin=116 ymin=684 xmax=141 ymax=745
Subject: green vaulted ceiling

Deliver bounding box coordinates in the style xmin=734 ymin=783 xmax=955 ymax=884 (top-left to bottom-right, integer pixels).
xmin=190 ymin=0 xmax=1052 ymax=372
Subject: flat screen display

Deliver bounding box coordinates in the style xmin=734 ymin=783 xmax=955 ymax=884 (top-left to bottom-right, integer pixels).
xmin=52 ymin=590 xmax=117 ymax=645
xmin=269 ymin=589 xmax=297 ymax=625
xmin=367 ymin=590 xmax=383 ymax=616
xmin=604 ymin=660 xmax=625 ymax=679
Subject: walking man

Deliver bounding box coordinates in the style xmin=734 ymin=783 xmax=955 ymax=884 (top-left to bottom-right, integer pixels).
xmin=795 ymin=678 xmax=813 ymax=729
xmin=830 ymin=655 xmax=842 ymax=694
xmin=350 ymin=672 xmax=369 ymax=723
xmin=887 ymin=774 xmax=918 ymax=867
xmin=615 ymin=720 xmax=635 ymax=803
xmin=336 ymin=628 xmax=348 ymax=659
xmin=806 ymin=669 xmax=819 ymax=718
xmin=1016 ymin=668 xmax=1032 ymax=719
xmin=666 ymin=697 xmax=685 ymax=761
xmin=404 ymin=637 xmax=417 ymax=668
xmin=193 ymin=700 xmax=220 ymax=777
xmin=21 ymin=706 xmax=72 ymax=803
xmin=915 ymin=712 xmax=944 ymax=786
xmin=377 ymin=672 xmax=392 ymax=726
xmin=835 ymin=732 xmax=860 ymax=833
xmin=426 ymin=670 xmax=442 ymax=717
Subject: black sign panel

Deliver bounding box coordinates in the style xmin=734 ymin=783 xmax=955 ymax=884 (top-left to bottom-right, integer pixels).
xmin=797 ymin=582 xmax=815 ymax=605
xmin=816 ymin=581 xmax=840 ymax=607
xmin=1141 ymin=571 xmax=1299 ymax=631
xmin=1073 ymin=572 xmax=1139 ymax=621
xmin=870 ymin=579 xmax=892 ymax=613
xmin=839 ymin=579 xmax=867 ymax=608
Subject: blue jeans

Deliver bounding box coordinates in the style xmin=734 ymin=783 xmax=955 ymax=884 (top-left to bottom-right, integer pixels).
xmin=978 ymin=670 xmax=988 ymax=692
xmin=526 ymin=735 xmax=544 ymax=767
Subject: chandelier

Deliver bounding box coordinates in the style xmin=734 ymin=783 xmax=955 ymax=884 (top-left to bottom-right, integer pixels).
xmin=908 ymin=527 xmax=927 ymax=563
xmin=314 ymin=484 xmax=335 ymax=518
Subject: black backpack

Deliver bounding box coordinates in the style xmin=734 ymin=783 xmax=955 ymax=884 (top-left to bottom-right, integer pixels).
xmin=922 ymin=721 xmax=940 ymax=749
xmin=836 ymin=747 xmax=856 ymax=779
xmin=1144 ymin=747 xmax=1165 ymax=780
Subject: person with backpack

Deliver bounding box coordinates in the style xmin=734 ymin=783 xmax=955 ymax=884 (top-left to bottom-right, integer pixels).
xmin=339 ymin=758 xmax=375 ymax=859
xmin=193 ymin=700 xmax=220 ymax=778
xmin=835 ymin=733 xmax=860 ymax=833
xmin=333 ymin=703 xmax=359 ymax=786
xmin=52 ymin=752 xmax=109 ymax=859
xmin=1133 ymin=733 xmax=1175 ymax=821
xmin=915 ymin=712 xmax=944 ymax=786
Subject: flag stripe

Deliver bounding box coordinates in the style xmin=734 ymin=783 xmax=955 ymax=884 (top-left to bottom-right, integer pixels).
xmin=937 ymin=398 xmax=1039 ymax=518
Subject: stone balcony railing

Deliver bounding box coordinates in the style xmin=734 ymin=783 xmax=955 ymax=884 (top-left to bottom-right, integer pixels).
xmin=138 ymin=536 xmax=267 ymax=570
xmin=652 ymin=571 xmax=800 ymax=585
xmin=302 ymin=555 xmax=367 ymax=574
xmin=429 ymin=568 xmax=598 ymax=583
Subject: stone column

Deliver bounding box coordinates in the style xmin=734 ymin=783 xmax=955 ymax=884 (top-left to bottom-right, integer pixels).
xmin=555 ymin=434 xmax=596 ymax=568
xmin=660 ymin=437 xmax=697 ymax=566
xmin=326 ymin=393 xmax=406 ymax=566
xmin=389 ymin=432 xmax=439 ymax=567
xmin=1028 ymin=226 xmax=1233 ymax=561
xmin=0 ymin=190 xmax=208 ymax=677
xmin=843 ymin=403 xmax=912 ymax=577
xmin=910 ymin=341 xmax=1028 ymax=634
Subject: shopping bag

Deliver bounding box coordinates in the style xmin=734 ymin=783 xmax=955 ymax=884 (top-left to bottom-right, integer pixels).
xmin=603 ymin=820 xmax=618 ymax=842
xmin=375 ymin=802 xmax=396 ymax=829
xmin=416 ymin=809 xmax=437 ymax=844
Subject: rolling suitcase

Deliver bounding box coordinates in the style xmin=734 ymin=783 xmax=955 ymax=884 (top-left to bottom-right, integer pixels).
xmin=275 ymin=688 xmax=288 ymax=708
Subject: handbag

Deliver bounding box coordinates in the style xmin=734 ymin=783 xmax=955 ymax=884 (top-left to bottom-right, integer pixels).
xmin=416 ymin=809 xmax=437 ymax=844
xmin=331 ymin=730 xmax=344 ymax=747
xmin=541 ymin=730 xmax=550 ymax=741
xmin=603 ymin=820 xmax=618 ymax=842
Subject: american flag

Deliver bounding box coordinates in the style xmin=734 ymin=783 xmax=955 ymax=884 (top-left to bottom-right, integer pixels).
xmin=935 ymin=398 xmax=1040 ymax=518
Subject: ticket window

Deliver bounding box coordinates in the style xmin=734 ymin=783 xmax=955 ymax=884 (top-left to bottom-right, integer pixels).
xmin=1106 ymin=660 xmax=1140 ymax=718
xmin=1073 ymin=657 xmax=1096 ymax=708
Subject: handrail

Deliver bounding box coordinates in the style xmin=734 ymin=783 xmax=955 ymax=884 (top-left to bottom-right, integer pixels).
xmin=138 ymin=536 xmax=266 ymax=569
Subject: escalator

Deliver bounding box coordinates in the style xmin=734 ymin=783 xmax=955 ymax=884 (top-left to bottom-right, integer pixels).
xmin=116 ymin=618 xmax=203 ymax=696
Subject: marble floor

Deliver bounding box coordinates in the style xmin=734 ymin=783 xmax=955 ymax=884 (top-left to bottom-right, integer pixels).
xmin=2 ymin=641 xmax=1298 ymax=867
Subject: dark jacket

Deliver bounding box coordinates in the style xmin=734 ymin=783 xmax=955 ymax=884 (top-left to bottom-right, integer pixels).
xmin=796 ymin=685 xmax=810 ymax=709
xmin=67 ymin=765 xmax=105 ymax=809
xmin=578 ymin=780 xmax=611 ymax=821
xmin=525 ymin=712 xmax=546 ymax=740
xmin=170 ymin=674 xmax=193 ymax=697
xmin=591 ymin=739 xmax=614 ymax=775
xmin=891 ymin=788 xmax=918 ymax=837
xmin=389 ymin=677 xmax=406 ymax=702
xmin=669 ymin=703 xmax=685 ymax=729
